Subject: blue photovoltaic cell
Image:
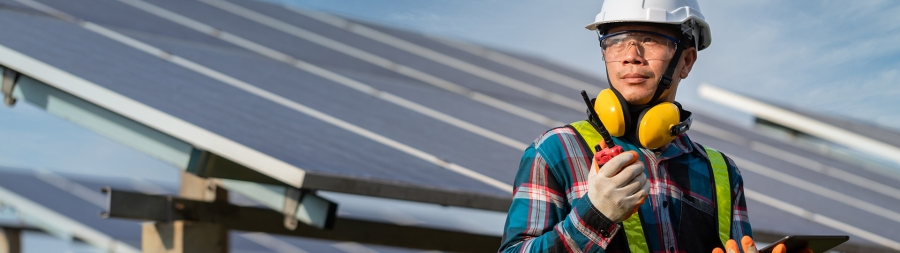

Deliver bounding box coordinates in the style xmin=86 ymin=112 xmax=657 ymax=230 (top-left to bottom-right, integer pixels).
xmin=0 ymin=172 xmax=143 ymax=245
xmin=1 ymin=0 xmax=900 ymax=246
xmin=140 ymin=0 xmax=586 ymax=123
xmin=0 ymin=8 xmax=508 ymax=196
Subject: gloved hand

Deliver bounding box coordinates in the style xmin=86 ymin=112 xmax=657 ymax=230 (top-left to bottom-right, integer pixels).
xmin=712 ymin=236 xmax=813 ymax=253
xmin=587 ymin=151 xmax=649 ymax=223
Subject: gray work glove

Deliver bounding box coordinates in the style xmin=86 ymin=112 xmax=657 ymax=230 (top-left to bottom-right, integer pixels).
xmin=587 ymin=151 xmax=650 ymax=224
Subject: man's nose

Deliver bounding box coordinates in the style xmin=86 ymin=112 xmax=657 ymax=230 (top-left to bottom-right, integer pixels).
xmin=620 ymin=42 xmax=645 ymax=65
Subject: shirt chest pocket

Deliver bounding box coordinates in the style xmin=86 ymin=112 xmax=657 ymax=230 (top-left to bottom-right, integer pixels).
xmin=665 ymin=160 xmax=723 ymax=251
xmin=676 ymin=193 xmax=723 ymax=252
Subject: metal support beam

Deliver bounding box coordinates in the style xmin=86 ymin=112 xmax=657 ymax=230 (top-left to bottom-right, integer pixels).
xmin=302 ymin=172 xmax=512 ymax=212
xmin=218 ymin=179 xmax=336 ymax=230
xmin=187 ymin=149 xmax=283 ymax=186
xmin=180 ymin=172 xmax=227 ymax=203
xmin=141 ymin=221 xmax=228 ymax=253
xmin=103 ymin=189 xmax=497 ymax=252
xmin=1 ymin=67 xmax=19 ymax=106
xmin=281 ymin=187 xmax=302 ymax=230
xmin=103 ymin=185 xmax=336 ymax=230
xmin=9 ymin=74 xmax=193 ymax=168
xmin=0 ymin=228 xmax=21 ymax=253
xmin=139 ymin=172 xmax=231 ymax=253
xmin=189 ymin=149 xmax=511 ymax=211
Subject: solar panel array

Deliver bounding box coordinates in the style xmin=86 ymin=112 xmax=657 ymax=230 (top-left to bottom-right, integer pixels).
xmin=0 ymin=0 xmax=899 ymax=252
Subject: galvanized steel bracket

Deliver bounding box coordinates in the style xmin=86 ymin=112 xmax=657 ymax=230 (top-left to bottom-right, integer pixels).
xmin=1 ymin=67 xmax=19 ymax=106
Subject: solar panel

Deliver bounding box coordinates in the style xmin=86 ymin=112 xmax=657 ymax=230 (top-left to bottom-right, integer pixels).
xmin=1 ymin=0 xmax=900 ymax=251
xmin=0 ymin=5 xmax=514 ymax=201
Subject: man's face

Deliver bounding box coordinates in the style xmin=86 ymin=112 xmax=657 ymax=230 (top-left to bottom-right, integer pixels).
xmin=603 ymin=24 xmax=697 ymax=105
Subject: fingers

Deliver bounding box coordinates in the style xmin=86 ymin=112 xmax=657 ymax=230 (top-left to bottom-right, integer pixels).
xmin=622 ymin=190 xmax=647 ymax=205
xmin=633 ymin=170 xmax=648 ymax=191
xmin=640 ymin=172 xmax=650 ymax=194
xmin=742 ymin=236 xmax=758 ymax=253
xmin=712 ymin=248 xmax=724 ymax=253
xmin=620 ymin=173 xmax=645 ymax=193
xmin=772 ymin=244 xmax=786 ymax=253
xmin=725 ymin=239 xmax=739 ymax=253
xmin=617 ymin=167 xmax=649 ymax=194
xmin=599 ymin=151 xmax=637 ymax=177
xmin=621 ymin=150 xmax=639 ymax=165
xmin=613 ymin=162 xmax=645 ymax=182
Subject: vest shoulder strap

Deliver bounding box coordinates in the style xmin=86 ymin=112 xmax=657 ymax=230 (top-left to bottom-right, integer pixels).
xmin=570 ymin=120 xmax=649 ymax=253
xmin=704 ymin=146 xmax=733 ymax=247
xmin=570 ymin=120 xmax=603 ymax=150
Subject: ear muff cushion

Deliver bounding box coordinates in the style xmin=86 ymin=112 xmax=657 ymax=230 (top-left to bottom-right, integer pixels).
xmin=611 ymin=89 xmax=632 ymax=131
xmin=634 ymin=107 xmax=650 ymax=146
xmin=637 ymin=102 xmax=681 ymax=149
xmin=595 ymin=89 xmax=628 ymax=137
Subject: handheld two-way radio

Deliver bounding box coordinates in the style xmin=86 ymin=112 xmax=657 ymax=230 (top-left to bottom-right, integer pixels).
xmin=580 ymin=90 xmax=637 ymax=169
xmin=582 ymin=90 xmax=644 ymax=218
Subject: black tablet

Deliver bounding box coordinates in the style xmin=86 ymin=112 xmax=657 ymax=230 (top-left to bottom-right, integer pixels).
xmin=758 ymin=235 xmax=849 ymax=253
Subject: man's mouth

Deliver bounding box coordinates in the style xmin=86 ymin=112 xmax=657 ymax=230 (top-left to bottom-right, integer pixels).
xmin=621 ymin=73 xmax=649 ymax=84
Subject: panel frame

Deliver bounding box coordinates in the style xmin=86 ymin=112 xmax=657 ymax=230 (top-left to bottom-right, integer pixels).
xmin=0 ymin=45 xmax=512 ymax=211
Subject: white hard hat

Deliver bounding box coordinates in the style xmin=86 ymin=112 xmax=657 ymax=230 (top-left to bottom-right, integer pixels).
xmin=585 ymin=0 xmax=711 ymax=50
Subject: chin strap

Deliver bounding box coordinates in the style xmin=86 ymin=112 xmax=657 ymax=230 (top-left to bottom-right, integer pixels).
xmin=649 ymin=22 xmax=697 ymax=104
xmin=647 ymin=48 xmax=683 ymax=104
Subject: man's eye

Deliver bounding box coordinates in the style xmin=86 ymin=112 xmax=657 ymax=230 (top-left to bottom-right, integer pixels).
xmin=642 ymin=37 xmax=659 ymax=45
xmin=605 ymin=39 xmax=625 ymax=48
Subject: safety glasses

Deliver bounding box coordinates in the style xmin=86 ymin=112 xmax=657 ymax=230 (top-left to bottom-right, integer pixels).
xmin=598 ymin=30 xmax=679 ymax=62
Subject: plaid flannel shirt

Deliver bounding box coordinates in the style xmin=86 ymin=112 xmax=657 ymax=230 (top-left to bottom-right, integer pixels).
xmin=500 ymin=124 xmax=752 ymax=253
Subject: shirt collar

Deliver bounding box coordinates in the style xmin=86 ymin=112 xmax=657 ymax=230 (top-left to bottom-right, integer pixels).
xmin=655 ymin=133 xmax=695 ymax=161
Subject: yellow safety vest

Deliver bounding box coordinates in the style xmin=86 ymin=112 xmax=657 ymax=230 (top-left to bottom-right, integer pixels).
xmin=570 ymin=120 xmax=732 ymax=253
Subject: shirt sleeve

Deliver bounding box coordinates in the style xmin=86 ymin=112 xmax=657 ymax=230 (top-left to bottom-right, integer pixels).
xmin=724 ymin=154 xmax=753 ymax=242
xmin=499 ymin=137 xmax=621 ymax=253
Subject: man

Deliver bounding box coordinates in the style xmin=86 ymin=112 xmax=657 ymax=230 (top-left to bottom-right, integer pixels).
xmin=499 ymin=1 xmax=793 ymax=253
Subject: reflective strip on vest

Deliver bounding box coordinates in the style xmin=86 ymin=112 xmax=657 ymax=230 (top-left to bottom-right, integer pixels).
xmin=705 ymin=146 xmax=732 ymax=247
xmin=569 ymin=120 xmax=731 ymax=253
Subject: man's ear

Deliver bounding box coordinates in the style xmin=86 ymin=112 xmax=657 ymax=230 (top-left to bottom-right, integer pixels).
xmin=679 ymin=47 xmax=698 ymax=79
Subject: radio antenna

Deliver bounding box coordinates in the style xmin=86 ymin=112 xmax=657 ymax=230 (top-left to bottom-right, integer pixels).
xmin=581 ymin=90 xmax=616 ymax=150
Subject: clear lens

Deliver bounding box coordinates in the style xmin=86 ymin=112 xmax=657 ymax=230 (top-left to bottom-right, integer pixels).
xmin=600 ymin=31 xmax=677 ymax=62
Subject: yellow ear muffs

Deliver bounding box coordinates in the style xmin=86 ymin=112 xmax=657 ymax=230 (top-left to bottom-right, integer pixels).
xmin=594 ymin=89 xmax=629 ymax=137
xmin=635 ymin=102 xmax=681 ymax=149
